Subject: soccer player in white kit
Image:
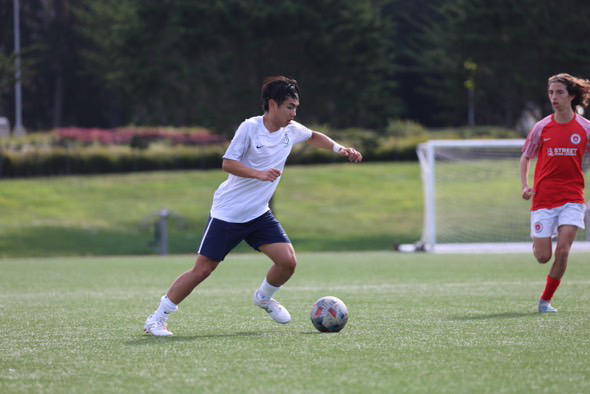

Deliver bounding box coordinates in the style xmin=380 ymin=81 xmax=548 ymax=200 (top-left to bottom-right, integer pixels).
xmin=145 ymin=76 xmax=362 ymax=336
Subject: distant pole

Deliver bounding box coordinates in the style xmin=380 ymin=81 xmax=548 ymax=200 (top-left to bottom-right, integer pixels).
xmin=467 ymin=88 xmax=475 ymax=126
xmin=159 ymin=209 xmax=169 ymax=255
xmin=464 ymin=59 xmax=477 ymax=127
xmin=13 ymin=0 xmax=26 ymax=136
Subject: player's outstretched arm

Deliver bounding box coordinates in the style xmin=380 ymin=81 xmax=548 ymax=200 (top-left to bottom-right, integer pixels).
xmin=307 ymin=131 xmax=362 ymax=163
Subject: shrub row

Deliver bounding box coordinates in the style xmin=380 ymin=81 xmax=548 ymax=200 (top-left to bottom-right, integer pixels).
xmin=0 ymin=140 xmax=419 ymax=177
xmin=0 ymin=145 xmax=227 ymax=177
xmin=0 ymin=123 xmax=520 ymax=177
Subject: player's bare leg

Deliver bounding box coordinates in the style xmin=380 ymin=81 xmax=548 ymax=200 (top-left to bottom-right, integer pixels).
xmin=145 ymin=255 xmax=219 ymax=336
xmin=167 ymin=255 xmax=220 ymax=304
xmin=532 ymin=237 xmax=552 ymax=264
xmin=260 ymin=243 xmax=297 ymax=286
xmin=537 ymin=225 xmax=577 ymax=313
xmin=253 ymin=243 xmax=296 ymax=324
xmin=549 ymin=225 xmax=577 ymax=280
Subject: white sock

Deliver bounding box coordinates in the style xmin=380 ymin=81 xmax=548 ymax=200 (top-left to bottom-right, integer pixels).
xmin=154 ymin=295 xmax=178 ymax=320
xmin=256 ymin=278 xmax=280 ymax=300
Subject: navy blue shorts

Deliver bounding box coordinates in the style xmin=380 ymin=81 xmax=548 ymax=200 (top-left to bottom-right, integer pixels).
xmin=197 ymin=211 xmax=291 ymax=262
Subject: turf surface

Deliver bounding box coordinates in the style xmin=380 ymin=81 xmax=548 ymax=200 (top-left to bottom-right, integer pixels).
xmin=1 ymin=251 xmax=589 ymax=393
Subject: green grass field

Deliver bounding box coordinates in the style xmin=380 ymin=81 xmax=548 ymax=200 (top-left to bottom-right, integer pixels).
xmin=2 ymin=251 xmax=589 ymax=393
xmin=0 ymin=163 xmax=422 ymax=257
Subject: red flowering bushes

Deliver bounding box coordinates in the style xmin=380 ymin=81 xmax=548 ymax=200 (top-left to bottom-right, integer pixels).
xmin=55 ymin=127 xmax=225 ymax=147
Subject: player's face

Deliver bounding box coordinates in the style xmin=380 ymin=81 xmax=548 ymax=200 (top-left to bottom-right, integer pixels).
xmin=548 ymin=82 xmax=574 ymax=112
xmin=275 ymin=97 xmax=299 ymax=127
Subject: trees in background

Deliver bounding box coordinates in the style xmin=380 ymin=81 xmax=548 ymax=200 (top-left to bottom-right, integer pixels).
xmin=75 ymin=0 xmax=398 ymax=134
xmin=1 ymin=0 xmax=590 ymax=133
xmin=404 ymin=0 xmax=590 ymax=127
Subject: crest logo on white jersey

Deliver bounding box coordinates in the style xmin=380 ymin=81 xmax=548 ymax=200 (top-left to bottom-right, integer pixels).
xmin=571 ymin=133 xmax=581 ymax=145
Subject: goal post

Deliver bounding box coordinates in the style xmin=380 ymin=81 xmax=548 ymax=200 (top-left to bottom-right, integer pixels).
xmin=415 ymin=139 xmax=590 ymax=253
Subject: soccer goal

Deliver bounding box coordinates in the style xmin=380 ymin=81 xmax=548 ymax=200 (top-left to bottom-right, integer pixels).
xmin=413 ymin=139 xmax=590 ymax=253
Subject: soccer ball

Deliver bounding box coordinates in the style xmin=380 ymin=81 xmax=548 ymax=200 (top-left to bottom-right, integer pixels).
xmin=310 ymin=296 xmax=349 ymax=333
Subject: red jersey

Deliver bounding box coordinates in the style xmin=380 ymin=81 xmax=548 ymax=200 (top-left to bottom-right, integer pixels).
xmin=522 ymin=114 xmax=590 ymax=211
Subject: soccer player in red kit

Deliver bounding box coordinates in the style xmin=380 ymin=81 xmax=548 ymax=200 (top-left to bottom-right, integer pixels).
xmin=520 ymin=73 xmax=590 ymax=313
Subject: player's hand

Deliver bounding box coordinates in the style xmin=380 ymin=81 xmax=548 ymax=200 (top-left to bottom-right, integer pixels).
xmin=521 ymin=186 xmax=533 ymax=200
xmin=256 ymin=168 xmax=282 ymax=182
xmin=338 ymin=147 xmax=363 ymax=163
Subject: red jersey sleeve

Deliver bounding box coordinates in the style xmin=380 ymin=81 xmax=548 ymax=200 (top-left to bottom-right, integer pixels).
xmin=574 ymin=113 xmax=590 ymax=153
xmin=522 ymin=115 xmax=552 ymax=159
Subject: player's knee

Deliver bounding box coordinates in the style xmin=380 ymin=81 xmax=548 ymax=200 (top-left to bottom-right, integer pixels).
xmin=535 ymin=252 xmax=551 ymax=264
xmin=193 ymin=258 xmax=218 ymax=279
xmin=195 ymin=265 xmax=214 ymax=279
xmin=280 ymin=257 xmax=297 ymax=273
xmin=287 ymin=258 xmax=298 ymax=273
xmin=274 ymin=246 xmax=297 ymax=273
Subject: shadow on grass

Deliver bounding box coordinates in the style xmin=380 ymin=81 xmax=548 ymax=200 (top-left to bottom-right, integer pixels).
xmin=125 ymin=331 xmax=266 ymax=344
xmin=450 ymin=312 xmax=537 ymax=320
xmin=126 ymin=330 xmax=324 ymax=345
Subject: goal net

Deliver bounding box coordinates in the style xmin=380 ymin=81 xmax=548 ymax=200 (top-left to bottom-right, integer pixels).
xmin=415 ymin=139 xmax=590 ymax=253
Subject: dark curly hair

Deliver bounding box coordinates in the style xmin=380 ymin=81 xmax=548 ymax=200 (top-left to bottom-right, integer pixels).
xmin=261 ymin=76 xmax=299 ymax=112
xmin=548 ymin=73 xmax=590 ymax=110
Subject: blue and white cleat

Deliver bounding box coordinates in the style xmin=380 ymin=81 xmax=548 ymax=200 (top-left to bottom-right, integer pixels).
xmin=253 ymin=290 xmax=291 ymax=324
xmin=144 ymin=314 xmax=173 ymax=336
xmin=538 ymin=300 xmax=557 ymax=313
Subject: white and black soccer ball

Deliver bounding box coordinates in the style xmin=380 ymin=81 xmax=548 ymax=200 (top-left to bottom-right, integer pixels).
xmin=310 ymin=296 xmax=349 ymax=333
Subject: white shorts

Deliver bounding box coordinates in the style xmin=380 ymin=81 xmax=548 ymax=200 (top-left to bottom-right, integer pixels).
xmin=530 ymin=203 xmax=586 ymax=238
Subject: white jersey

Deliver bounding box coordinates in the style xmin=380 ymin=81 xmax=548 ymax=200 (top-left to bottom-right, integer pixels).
xmin=210 ymin=115 xmax=313 ymax=223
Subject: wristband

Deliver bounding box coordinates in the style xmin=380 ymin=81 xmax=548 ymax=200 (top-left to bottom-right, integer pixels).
xmin=333 ymin=143 xmax=343 ymax=153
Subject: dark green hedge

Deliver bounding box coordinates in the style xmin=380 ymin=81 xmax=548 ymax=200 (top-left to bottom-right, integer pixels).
xmin=0 ymin=142 xmax=418 ymax=177
xmin=0 ymin=146 xmax=226 ymax=177
xmin=0 ymin=124 xmax=520 ymax=177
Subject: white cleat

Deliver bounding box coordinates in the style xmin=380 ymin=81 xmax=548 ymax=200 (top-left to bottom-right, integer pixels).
xmin=538 ymin=300 xmax=557 ymax=313
xmin=144 ymin=314 xmax=173 ymax=336
xmin=253 ymin=291 xmax=291 ymax=324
